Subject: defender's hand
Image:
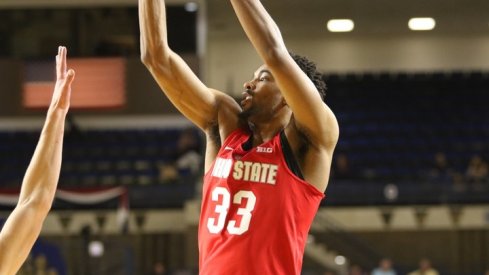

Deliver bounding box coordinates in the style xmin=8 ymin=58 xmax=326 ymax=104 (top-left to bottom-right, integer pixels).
xmin=51 ymin=46 xmax=75 ymax=112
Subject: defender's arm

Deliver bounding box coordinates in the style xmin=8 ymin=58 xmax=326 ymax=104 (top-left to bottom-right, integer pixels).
xmin=0 ymin=46 xmax=74 ymax=275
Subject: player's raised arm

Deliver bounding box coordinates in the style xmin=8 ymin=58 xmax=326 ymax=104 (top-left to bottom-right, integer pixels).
xmin=139 ymin=0 xmax=240 ymax=131
xmin=0 ymin=46 xmax=74 ymax=275
xmin=230 ymin=0 xmax=338 ymax=149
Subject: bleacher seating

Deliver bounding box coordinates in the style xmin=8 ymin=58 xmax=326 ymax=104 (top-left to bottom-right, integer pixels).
xmin=326 ymin=71 xmax=489 ymax=181
xmin=61 ymin=128 xmax=187 ymax=187
xmin=0 ymin=128 xmax=199 ymax=186
xmin=323 ymin=71 xmax=489 ymax=205
xmin=0 ymin=127 xmax=202 ymax=209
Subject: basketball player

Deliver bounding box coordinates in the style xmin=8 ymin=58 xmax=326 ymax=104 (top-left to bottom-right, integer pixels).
xmin=139 ymin=0 xmax=339 ymax=273
xmin=0 ymin=46 xmax=75 ymax=275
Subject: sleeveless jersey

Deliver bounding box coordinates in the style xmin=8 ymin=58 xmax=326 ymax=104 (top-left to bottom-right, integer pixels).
xmin=199 ymin=128 xmax=325 ymax=275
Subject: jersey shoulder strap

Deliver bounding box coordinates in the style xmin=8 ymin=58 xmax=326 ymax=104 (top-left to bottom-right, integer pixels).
xmin=279 ymin=131 xmax=304 ymax=180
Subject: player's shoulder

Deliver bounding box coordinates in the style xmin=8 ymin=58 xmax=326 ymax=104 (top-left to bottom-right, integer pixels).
xmin=206 ymin=89 xmax=242 ymax=138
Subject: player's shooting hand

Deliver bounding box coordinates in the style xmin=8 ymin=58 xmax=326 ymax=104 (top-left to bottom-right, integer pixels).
xmin=50 ymin=46 xmax=75 ymax=113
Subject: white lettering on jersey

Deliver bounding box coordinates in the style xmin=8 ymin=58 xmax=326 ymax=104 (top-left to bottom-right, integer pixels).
xmin=212 ymin=157 xmax=233 ymax=178
xmin=256 ymin=146 xmax=273 ymax=153
xmin=213 ymin=158 xmax=278 ymax=185
xmin=232 ymin=160 xmax=278 ymax=185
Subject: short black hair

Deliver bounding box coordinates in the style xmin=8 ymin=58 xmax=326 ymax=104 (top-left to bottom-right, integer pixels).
xmin=289 ymin=52 xmax=327 ymax=101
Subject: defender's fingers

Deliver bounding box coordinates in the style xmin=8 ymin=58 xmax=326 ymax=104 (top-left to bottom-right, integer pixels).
xmin=60 ymin=46 xmax=67 ymax=77
xmin=65 ymin=69 xmax=75 ymax=85
xmin=56 ymin=47 xmax=62 ymax=79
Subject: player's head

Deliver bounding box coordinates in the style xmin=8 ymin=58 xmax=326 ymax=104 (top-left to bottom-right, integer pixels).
xmin=239 ymin=64 xmax=287 ymax=122
xmin=289 ymin=52 xmax=327 ymax=101
xmin=239 ymin=52 xmax=326 ymax=122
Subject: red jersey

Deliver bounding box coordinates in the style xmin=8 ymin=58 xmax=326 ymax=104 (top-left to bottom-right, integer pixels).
xmin=199 ymin=128 xmax=325 ymax=275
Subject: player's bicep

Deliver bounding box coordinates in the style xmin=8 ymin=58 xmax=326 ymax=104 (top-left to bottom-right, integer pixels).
xmin=0 ymin=206 xmax=44 ymax=275
xmin=147 ymin=51 xmax=220 ymax=130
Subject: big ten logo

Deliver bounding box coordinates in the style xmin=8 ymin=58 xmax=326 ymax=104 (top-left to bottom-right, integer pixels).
xmin=256 ymin=146 xmax=273 ymax=153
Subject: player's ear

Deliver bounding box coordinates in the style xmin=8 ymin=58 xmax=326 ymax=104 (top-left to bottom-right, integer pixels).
xmin=281 ymin=98 xmax=288 ymax=107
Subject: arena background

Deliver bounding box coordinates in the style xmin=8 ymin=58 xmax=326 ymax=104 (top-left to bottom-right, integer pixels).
xmin=0 ymin=0 xmax=488 ymax=274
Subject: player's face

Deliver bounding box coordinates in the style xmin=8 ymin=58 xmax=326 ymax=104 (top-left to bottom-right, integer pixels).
xmin=240 ymin=65 xmax=284 ymax=120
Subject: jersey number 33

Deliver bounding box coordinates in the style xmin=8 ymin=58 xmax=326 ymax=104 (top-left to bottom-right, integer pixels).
xmin=207 ymin=187 xmax=257 ymax=235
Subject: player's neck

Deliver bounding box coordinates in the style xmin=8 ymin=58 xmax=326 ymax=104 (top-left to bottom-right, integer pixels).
xmin=244 ymin=106 xmax=291 ymax=146
xmin=247 ymin=120 xmax=286 ymax=147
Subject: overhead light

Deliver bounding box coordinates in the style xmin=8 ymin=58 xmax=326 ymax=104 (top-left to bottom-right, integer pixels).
xmin=335 ymin=255 xmax=346 ymax=265
xmin=408 ymin=17 xmax=436 ymax=31
xmin=88 ymin=240 xmax=104 ymax=258
xmin=184 ymin=2 xmax=198 ymax=12
xmin=327 ymin=19 xmax=354 ymax=32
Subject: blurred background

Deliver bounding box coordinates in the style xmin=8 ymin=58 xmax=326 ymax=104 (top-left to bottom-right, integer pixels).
xmin=0 ymin=0 xmax=488 ymax=274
